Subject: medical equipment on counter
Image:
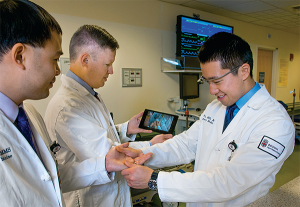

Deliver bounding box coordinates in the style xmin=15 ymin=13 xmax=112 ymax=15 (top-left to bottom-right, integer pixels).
xmin=171 ymin=99 xmax=202 ymax=133
xmin=132 ymin=163 xmax=194 ymax=206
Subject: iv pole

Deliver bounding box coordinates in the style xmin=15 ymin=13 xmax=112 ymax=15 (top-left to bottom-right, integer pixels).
xmin=183 ymin=100 xmax=189 ymax=130
xmin=292 ymin=89 xmax=296 ymax=123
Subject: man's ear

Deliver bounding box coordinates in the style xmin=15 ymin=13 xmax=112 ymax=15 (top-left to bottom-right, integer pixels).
xmin=240 ymin=63 xmax=251 ymax=81
xmin=80 ymin=53 xmax=90 ymax=68
xmin=11 ymin=43 xmax=26 ymax=70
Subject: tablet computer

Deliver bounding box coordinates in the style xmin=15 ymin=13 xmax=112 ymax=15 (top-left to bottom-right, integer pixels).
xmin=139 ymin=109 xmax=178 ymax=134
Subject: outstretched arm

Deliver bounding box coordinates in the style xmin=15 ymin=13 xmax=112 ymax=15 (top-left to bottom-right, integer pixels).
xmin=150 ymin=134 xmax=173 ymax=145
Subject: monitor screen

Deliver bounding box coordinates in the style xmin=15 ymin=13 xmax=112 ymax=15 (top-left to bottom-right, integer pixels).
xmin=176 ymin=15 xmax=233 ymax=58
xmin=179 ymin=73 xmax=199 ymax=100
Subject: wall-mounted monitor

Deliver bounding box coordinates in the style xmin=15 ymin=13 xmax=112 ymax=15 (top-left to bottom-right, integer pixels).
xmin=176 ymin=15 xmax=234 ymax=59
xmin=179 ymin=73 xmax=199 ymax=100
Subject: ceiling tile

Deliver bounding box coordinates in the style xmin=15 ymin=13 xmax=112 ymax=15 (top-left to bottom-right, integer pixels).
xmin=210 ymin=8 xmax=241 ymax=17
xmin=265 ymin=18 xmax=281 ymax=23
xmin=195 ymin=0 xmax=252 ymax=8
xmin=229 ymin=14 xmax=259 ymax=22
xmin=160 ymin=0 xmax=300 ymax=35
xmin=260 ymin=0 xmax=300 ymax=8
xmin=226 ymin=1 xmax=277 ymax=13
xmin=182 ymin=1 xmax=219 ymax=13
xmin=160 ymin=0 xmax=192 ymax=4
xmin=271 ymin=17 xmax=288 ymax=22
xmin=251 ymin=19 xmax=276 ymax=26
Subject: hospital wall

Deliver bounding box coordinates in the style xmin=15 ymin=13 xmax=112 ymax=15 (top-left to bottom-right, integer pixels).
xmin=28 ymin=1 xmax=300 ymax=124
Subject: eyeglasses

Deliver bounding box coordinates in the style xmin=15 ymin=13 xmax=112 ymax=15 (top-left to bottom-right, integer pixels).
xmin=197 ymin=66 xmax=241 ymax=84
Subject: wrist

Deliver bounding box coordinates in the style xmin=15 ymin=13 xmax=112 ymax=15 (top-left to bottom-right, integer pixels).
xmin=105 ymin=155 xmax=111 ymax=173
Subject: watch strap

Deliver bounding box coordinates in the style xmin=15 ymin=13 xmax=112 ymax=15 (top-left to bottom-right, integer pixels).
xmin=148 ymin=171 xmax=158 ymax=190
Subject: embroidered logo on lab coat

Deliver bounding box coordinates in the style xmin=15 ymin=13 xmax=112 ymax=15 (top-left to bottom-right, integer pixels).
xmin=202 ymin=114 xmax=215 ymax=124
xmin=0 ymin=147 xmax=12 ymax=161
xmin=258 ymin=136 xmax=285 ymax=159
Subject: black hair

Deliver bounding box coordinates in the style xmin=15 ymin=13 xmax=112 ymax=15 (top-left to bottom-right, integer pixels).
xmin=198 ymin=32 xmax=253 ymax=77
xmin=0 ymin=0 xmax=62 ymax=62
xmin=69 ymin=25 xmax=119 ymax=62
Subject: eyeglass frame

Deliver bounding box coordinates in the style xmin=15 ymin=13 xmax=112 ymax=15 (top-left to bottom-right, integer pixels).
xmin=197 ymin=66 xmax=241 ymax=84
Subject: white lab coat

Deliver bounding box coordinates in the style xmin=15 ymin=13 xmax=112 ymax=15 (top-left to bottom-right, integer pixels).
xmin=45 ymin=75 xmax=150 ymax=207
xmin=0 ymin=102 xmax=64 ymax=207
xmin=142 ymin=85 xmax=295 ymax=207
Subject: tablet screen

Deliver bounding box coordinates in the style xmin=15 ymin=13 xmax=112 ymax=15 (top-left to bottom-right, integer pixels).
xmin=139 ymin=109 xmax=178 ymax=134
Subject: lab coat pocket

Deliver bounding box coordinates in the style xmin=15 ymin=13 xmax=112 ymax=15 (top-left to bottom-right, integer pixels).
xmin=92 ymin=179 xmax=122 ymax=207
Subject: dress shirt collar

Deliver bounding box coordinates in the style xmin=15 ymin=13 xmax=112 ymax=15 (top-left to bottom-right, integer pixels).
xmin=0 ymin=92 xmax=19 ymax=123
xmin=66 ymin=70 xmax=97 ymax=96
xmin=235 ymin=82 xmax=261 ymax=110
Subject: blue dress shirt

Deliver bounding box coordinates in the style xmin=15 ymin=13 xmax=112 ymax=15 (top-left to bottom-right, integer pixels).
xmin=226 ymin=82 xmax=261 ymax=117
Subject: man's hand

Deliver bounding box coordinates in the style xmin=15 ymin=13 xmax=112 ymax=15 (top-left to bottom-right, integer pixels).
xmin=105 ymin=143 xmax=130 ymax=172
xmin=127 ymin=111 xmax=152 ymax=135
xmin=121 ymin=157 xmax=154 ymax=189
xmin=150 ymin=134 xmax=173 ymax=145
xmin=115 ymin=143 xmax=144 ymax=158
xmin=115 ymin=143 xmax=153 ymax=165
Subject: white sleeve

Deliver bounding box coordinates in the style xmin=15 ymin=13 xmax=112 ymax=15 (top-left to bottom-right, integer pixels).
xmin=115 ymin=121 xmax=137 ymax=143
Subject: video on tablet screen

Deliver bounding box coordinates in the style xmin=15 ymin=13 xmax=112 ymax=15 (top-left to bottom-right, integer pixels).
xmin=143 ymin=111 xmax=174 ymax=132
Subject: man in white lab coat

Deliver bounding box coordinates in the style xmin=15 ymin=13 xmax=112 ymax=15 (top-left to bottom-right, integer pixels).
xmin=45 ymin=25 xmax=172 ymax=207
xmin=120 ymin=32 xmax=295 ymax=207
xmin=0 ymin=0 xmax=64 ymax=206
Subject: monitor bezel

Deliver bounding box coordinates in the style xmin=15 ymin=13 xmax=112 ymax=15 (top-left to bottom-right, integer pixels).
xmin=176 ymin=15 xmax=234 ymax=58
xmin=179 ymin=72 xmax=200 ymax=100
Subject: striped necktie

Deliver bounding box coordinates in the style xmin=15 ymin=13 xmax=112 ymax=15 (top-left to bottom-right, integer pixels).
xmin=15 ymin=107 xmax=37 ymax=153
xmin=223 ymin=104 xmax=238 ymax=133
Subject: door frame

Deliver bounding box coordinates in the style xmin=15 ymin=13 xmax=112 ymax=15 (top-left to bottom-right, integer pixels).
xmin=251 ymin=44 xmax=278 ymax=98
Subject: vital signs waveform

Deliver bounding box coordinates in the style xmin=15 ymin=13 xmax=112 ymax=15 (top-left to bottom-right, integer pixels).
xmin=181 ymin=38 xmax=199 ymax=44
xmin=181 ymin=46 xmax=199 ymax=51
xmin=181 ymin=34 xmax=198 ymax=39
xmin=181 ymin=50 xmax=198 ymax=56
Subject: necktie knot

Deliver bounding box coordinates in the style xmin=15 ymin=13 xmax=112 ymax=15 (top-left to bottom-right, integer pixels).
xmin=223 ymin=104 xmax=238 ymax=133
xmin=15 ymin=107 xmax=37 ymax=153
xmin=228 ymin=104 xmax=238 ymax=113
xmin=94 ymin=92 xmax=101 ymax=102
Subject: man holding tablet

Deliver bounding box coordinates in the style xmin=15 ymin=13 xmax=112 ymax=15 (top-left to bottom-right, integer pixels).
xmin=45 ymin=25 xmax=172 ymax=207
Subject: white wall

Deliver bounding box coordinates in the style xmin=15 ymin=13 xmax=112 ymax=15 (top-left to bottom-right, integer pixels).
xmin=28 ymin=1 xmax=300 ymax=124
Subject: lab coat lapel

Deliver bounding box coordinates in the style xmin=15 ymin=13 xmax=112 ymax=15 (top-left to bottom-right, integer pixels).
xmin=97 ymin=95 xmax=120 ymax=143
xmin=215 ymin=105 xmax=227 ymax=141
xmin=29 ymin=124 xmax=63 ymax=205
xmin=221 ymin=85 xmax=268 ymax=139
xmin=24 ymin=106 xmax=63 ymax=206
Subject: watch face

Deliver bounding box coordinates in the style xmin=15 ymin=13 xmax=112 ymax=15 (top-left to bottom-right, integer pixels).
xmin=148 ymin=180 xmax=157 ymax=191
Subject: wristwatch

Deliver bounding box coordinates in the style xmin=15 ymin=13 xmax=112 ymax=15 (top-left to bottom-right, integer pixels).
xmin=148 ymin=171 xmax=158 ymax=191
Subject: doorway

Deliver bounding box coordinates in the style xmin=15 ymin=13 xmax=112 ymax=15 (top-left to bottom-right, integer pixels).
xmin=256 ymin=49 xmax=273 ymax=94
